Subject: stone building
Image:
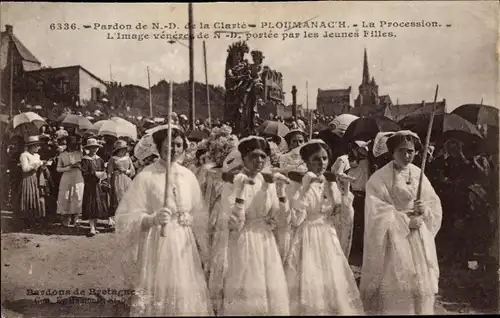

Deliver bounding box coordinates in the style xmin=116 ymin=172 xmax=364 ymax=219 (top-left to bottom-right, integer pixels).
xmin=0 ymin=24 xmax=108 ymax=118
xmin=0 ymin=24 xmax=42 ymax=115
xmin=351 ymin=49 xmax=393 ymax=117
xmin=26 ymin=66 xmax=108 ymax=107
xmin=351 ymin=48 xmax=446 ymax=119
xmin=316 ymin=87 xmax=352 ymax=117
xmin=258 ymin=66 xmax=286 ymax=119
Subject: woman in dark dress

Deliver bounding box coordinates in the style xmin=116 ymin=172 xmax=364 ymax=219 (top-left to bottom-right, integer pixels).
xmin=81 ymin=138 xmax=109 ymax=236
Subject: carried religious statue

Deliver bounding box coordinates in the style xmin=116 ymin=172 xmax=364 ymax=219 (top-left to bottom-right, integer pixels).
xmin=224 ymin=41 xmax=266 ymax=137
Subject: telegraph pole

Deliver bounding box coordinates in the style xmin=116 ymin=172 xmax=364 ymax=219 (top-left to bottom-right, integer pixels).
xmin=147 ymin=66 xmax=153 ymax=118
xmin=188 ymin=3 xmax=195 ymax=130
xmin=307 ymin=81 xmax=312 ymax=139
xmin=9 ymin=35 xmax=14 ymax=118
xmin=291 ymin=85 xmax=297 ymax=119
xmin=203 ymin=40 xmax=211 ymax=128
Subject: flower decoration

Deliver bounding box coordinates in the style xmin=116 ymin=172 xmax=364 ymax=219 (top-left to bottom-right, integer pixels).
xmin=268 ymin=141 xmax=282 ymax=167
xmin=198 ymin=138 xmax=210 ymax=151
xmin=209 ymin=136 xmax=237 ymax=167
xmin=199 ymin=126 xmax=239 ymax=167
xmin=219 ymin=124 xmax=232 ymax=137
xmin=210 ymin=127 xmax=221 ymax=138
xmin=178 ymin=126 xmax=239 ymax=169
xmin=181 ymin=141 xmax=199 ymax=168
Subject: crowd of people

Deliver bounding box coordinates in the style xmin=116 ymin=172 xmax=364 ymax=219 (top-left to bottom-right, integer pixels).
xmin=0 ymin=109 xmax=498 ymax=315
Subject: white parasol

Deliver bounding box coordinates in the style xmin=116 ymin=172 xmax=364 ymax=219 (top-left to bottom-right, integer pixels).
xmin=329 ymin=114 xmax=359 ymax=137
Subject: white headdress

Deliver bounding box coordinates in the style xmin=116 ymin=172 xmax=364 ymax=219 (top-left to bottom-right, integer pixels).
xmin=372 ymin=130 xmax=420 ymax=157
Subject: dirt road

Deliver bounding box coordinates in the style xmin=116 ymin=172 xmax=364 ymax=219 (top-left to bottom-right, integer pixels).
xmin=1 ymin=215 xmax=495 ymax=317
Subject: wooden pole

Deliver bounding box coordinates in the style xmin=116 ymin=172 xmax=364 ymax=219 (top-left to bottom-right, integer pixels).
xmin=291 ymin=85 xmax=297 ymax=119
xmin=306 ymin=80 xmax=309 ymax=115
xmin=309 ymin=112 xmax=313 ymax=139
xmin=307 ymin=81 xmax=313 ymax=139
xmin=188 ymin=3 xmax=195 ymax=131
xmin=416 ymin=85 xmax=439 ymax=200
xmin=9 ymin=36 xmax=14 ymax=118
xmin=160 ymin=81 xmax=174 ymax=237
xmin=203 ymin=41 xmax=211 ymax=128
xmin=147 ymin=66 xmax=153 ymax=118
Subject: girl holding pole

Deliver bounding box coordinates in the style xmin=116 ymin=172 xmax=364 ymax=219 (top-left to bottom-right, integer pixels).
xmin=115 ymin=125 xmax=213 ymax=316
xmin=360 ymin=131 xmax=442 ymax=315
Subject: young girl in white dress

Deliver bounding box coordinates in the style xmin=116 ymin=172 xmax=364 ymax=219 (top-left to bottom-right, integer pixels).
xmin=360 ymin=131 xmax=442 ymax=315
xmin=285 ymin=140 xmax=364 ymax=315
xmin=220 ymin=136 xmax=290 ymax=316
xmin=115 ymin=125 xmax=213 ymax=316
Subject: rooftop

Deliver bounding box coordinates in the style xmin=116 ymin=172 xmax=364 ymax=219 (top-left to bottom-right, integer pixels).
xmin=27 ymin=65 xmax=108 ymax=87
xmin=387 ymin=99 xmax=446 ymax=121
xmin=1 ymin=24 xmax=41 ymax=64
xmin=317 ymin=87 xmax=351 ymax=99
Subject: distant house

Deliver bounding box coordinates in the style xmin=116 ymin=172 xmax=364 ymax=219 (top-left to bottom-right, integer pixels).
xmin=316 ymin=87 xmax=352 ymax=117
xmin=259 ymin=66 xmax=286 ymax=119
xmin=0 ymin=24 xmax=42 ymax=113
xmin=274 ymin=103 xmax=304 ymax=119
xmin=0 ymin=24 xmax=108 ymax=117
xmin=26 ymin=65 xmax=108 ymax=106
xmin=385 ymin=100 xmax=446 ymax=122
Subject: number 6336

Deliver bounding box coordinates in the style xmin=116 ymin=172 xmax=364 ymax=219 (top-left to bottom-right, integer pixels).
xmin=50 ymin=23 xmax=77 ymax=30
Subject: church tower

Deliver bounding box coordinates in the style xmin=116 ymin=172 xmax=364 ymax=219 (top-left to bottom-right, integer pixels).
xmin=354 ymin=49 xmax=379 ymax=107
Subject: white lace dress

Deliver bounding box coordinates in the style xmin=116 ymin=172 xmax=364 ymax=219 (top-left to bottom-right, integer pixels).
xmin=115 ymin=161 xmax=213 ymax=316
xmin=221 ymin=172 xmax=290 ymax=316
xmin=360 ymin=162 xmax=442 ymax=315
xmin=285 ymin=177 xmax=363 ymax=315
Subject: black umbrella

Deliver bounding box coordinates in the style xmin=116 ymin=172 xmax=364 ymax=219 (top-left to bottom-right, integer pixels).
xmin=399 ymin=113 xmax=483 ymax=142
xmin=317 ymin=129 xmax=349 ymax=168
xmin=451 ymin=104 xmax=498 ymax=127
xmin=343 ymin=116 xmax=400 ymax=143
xmin=188 ymin=129 xmax=209 ymax=142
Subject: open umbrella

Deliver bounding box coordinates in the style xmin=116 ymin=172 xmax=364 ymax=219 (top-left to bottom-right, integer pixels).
xmin=329 ymin=114 xmax=359 ymax=137
xmin=8 ymin=112 xmax=47 ymax=139
xmin=12 ymin=112 xmax=47 ymax=129
xmin=58 ymin=114 xmax=93 ymax=131
xmin=317 ymin=128 xmax=349 ymax=166
xmin=87 ymin=120 xmax=109 ymax=135
xmin=399 ymin=113 xmax=483 ymax=142
xmin=343 ymin=115 xmax=400 ymax=142
xmin=96 ymin=118 xmax=138 ymax=141
xmin=111 ymin=116 xmax=137 ymax=129
xmin=451 ymin=104 xmax=498 ymax=127
xmin=257 ymin=120 xmax=290 ymax=137
xmin=188 ymin=129 xmax=209 ymax=142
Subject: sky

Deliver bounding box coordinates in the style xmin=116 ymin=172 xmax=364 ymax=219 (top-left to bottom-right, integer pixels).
xmin=1 ymin=1 xmax=498 ymax=111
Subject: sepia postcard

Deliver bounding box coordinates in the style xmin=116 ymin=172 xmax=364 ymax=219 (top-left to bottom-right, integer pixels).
xmin=0 ymin=1 xmax=498 ymax=317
